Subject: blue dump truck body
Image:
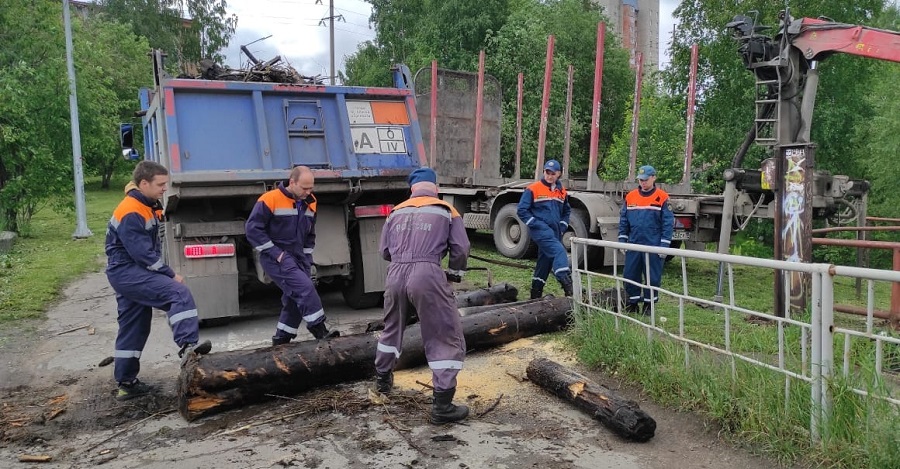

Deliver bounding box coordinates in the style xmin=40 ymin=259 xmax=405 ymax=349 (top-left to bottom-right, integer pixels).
xmin=139 ymin=58 xmax=425 ymax=320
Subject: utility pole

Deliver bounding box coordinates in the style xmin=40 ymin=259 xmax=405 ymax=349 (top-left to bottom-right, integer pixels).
xmin=317 ymin=0 xmax=344 ymax=85
xmin=63 ymin=0 xmax=92 ymax=239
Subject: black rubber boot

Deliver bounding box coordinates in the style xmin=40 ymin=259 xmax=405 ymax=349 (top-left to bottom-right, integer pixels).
xmin=530 ymin=279 xmax=544 ymax=300
xmin=641 ymin=302 xmax=652 ymax=317
xmin=559 ymin=273 xmax=574 ymax=297
xmin=272 ymin=335 xmax=291 ymax=346
xmin=178 ymin=339 xmax=212 ymax=358
xmin=431 ymin=388 xmax=469 ymax=424
xmin=625 ymin=303 xmax=639 ymax=314
xmin=375 ymin=371 xmax=393 ymax=394
xmin=309 ymin=322 xmax=340 ymax=340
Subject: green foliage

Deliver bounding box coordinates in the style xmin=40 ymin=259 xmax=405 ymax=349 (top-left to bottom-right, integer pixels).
xmin=0 ymin=0 xmax=70 ymax=233
xmin=96 ymin=0 xmax=237 ymax=63
xmin=345 ymin=0 xmax=634 ymax=178
xmin=0 ymin=178 xmax=125 ymax=322
xmin=484 ymin=0 xmax=633 ymax=177
xmin=602 ymin=79 xmax=687 ymax=182
xmin=0 ymin=1 xmax=152 ymax=232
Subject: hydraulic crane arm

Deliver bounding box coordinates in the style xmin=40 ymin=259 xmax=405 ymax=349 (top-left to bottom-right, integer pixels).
xmin=788 ymin=17 xmax=900 ymax=63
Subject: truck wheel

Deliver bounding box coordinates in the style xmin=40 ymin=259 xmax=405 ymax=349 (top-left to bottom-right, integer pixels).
xmin=562 ymin=209 xmax=603 ymax=270
xmin=493 ymin=203 xmax=537 ymax=259
xmin=342 ymin=231 xmax=384 ymax=310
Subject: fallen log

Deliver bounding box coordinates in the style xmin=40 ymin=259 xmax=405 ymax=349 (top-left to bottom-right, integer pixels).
xmin=178 ymin=296 xmax=572 ymax=421
xmin=454 ymin=282 xmax=518 ymax=307
xmin=366 ymin=282 xmax=520 ymax=332
xmin=525 ymin=358 xmax=656 ymax=442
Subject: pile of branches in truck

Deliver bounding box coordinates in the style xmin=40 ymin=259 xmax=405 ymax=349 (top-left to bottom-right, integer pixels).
xmin=180 ymin=47 xmax=325 ymax=85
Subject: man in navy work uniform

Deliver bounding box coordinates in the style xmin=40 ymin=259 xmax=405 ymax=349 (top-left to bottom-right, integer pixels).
xmin=246 ymin=165 xmax=339 ymax=345
xmin=106 ymin=161 xmax=211 ymax=401
xmin=618 ymin=165 xmax=674 ymax=315
xmin=374 ymin=167 xmax=471 ymax=424
xmin=518 ymin=159 xmax=573 ymax=299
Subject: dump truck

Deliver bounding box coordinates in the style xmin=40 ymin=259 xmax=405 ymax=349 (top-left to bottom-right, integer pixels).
xmin=132 ymin=51 xmax=426 ymax=320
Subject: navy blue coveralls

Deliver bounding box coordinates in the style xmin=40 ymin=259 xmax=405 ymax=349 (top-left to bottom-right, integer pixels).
xmin=618 ymin=186 xmax=674 ymax=305
xmin=517 ymin=179 xmax=571 ymax=296
xmin=105 ymin=189 xmax=200 ymax=384
xmin=245 ymin=183 xmax=325 ymax=341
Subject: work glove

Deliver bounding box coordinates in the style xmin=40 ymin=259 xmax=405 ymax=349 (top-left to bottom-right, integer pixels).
xmin=445 ymin=271 xmax=462 ymax=283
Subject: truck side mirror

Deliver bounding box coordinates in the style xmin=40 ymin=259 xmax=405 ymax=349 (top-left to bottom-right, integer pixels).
xmin=120 ymin=123 xmax=140 ymax=160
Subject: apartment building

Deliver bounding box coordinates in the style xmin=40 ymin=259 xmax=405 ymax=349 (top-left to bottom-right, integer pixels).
xmin=594 ymin=0 xmax=660 ymax=72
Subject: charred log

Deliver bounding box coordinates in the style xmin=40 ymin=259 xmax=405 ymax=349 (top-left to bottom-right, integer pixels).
xmin=365 ymin=283 xmax=520 ymax=332
xmin=526 ymin=358 xmax=656 ymax=442
xmin=178 ymin=296 xmax=571 ymax=421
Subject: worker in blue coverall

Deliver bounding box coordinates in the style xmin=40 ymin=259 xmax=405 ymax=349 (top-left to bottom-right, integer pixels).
xmin=518 ymin=159 xmax=573 ymax=299
xmin=618 ymin=165 xmax=674 ymax=315
xmin=246 ymin=165 xmax=339 ymax=346
xmin=106 ymin=161 xmax=211 ymax=401
xmin=374 ymin=167 xmax=471 ymax=424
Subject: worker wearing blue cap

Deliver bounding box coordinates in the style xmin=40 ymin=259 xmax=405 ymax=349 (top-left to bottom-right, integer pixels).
xmin=517 ymin=159 xmax=573 ymax=298
xmin=375 ymin=166 xmax=472 ymax=424
xmin=618 ymin=165 xmax=674 ymax=315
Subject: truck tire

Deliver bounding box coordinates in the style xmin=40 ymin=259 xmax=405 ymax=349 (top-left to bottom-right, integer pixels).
xmin=562 ymin=209 xmax=603 ymax=271
xmin=493 ymin=203 xmax=537 ymax=259
xmin=342 ymin=230 xmax=384 ymax=310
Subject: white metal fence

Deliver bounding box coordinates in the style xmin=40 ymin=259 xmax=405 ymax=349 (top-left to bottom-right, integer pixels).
xmin=570 ymin=238 xmax=900 ymax=443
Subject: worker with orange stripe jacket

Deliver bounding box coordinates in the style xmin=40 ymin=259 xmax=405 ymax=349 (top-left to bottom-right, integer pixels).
xmin=374 ymin=167 xmax=471 ymax=424
xmin=517 ymin=159 xmax=573 ymax=299
xmin=618 ymin=165 xmax=674 ymax=315
xmin=245 ymin=166 xmax=339 ymax=345
xmin=106 ymin=161 xmax=211 ymax=402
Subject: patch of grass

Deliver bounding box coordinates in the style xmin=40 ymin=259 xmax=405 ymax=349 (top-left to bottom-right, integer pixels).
xmin=0 ymin=179 xmax=126 ymax=322
xmin=572 ymin=253 xmax=900 ymax=468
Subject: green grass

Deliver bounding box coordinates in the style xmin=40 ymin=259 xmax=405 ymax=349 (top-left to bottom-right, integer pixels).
xmin=0 ymin=178 xmax=126 ymax=322
xmin=571 ymin=255 xmax=900 ymax=468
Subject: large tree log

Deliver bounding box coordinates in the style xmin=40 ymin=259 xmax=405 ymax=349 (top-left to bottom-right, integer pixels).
xmin=525 ymin=358 xmax=656 ymax=442
xmin=178 ymin=296 xmax=572 ymax=421
xmin=365 ymin=282 xmax=520 ymax=332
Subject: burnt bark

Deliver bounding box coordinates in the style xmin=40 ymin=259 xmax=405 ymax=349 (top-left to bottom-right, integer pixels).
xmin=178 ymin=296 xmax=572 ymax=421
xmin=526 ymin=358 xmax=656 ymax=442
xmin=365 ymin=283 xmax=520 ymax=332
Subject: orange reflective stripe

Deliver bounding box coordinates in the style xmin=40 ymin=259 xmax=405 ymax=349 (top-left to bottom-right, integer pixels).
xmin=393 ymin=196 xmax=461 ymax=218
xmin=258 ymin=189 xmax=296 ymax=212
xmin=112 ymin=197 xmax=154 ymax=224
xmin=624 ymin=188 xmax=669 ymax=208
xmin=528 ymin=181 xmax=567 ymax=203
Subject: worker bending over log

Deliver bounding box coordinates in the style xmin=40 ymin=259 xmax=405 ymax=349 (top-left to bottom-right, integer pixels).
xmin=374 ymin=167 xmax=471 ymax=424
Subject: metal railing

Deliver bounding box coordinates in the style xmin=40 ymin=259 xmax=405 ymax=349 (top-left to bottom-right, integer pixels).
xmin=569 ymin=238 xmax=900 ymax=443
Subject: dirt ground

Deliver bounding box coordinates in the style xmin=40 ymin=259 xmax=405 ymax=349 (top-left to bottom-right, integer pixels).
xmin=0 ymin=272 xmax=794 ymax=469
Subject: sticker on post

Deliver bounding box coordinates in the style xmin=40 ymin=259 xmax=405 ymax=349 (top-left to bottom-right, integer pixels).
xmin=351 ymin=126 xmax=407 ymax=154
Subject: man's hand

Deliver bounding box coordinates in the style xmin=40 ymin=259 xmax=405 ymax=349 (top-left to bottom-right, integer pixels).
xmin=445 ymin=271 xmax=462 ymax=283
xmin=174 ymin=274 xmax=185 ymax=283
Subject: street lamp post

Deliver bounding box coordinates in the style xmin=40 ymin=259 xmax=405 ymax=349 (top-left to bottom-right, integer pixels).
xmin=63 ymin=0 xmax=93 ymax=239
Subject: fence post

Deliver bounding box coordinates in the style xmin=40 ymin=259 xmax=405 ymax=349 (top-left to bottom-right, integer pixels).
xmin=820 ymin=267 xmax=835 ymax=441
xmin=810 ymin=271 xmax=822 ymax=443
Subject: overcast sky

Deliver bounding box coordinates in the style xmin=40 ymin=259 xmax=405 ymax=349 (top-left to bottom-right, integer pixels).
xmin=223 ymin=0 xmax=681 ymax=79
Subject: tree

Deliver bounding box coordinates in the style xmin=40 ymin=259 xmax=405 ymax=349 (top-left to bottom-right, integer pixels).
xmin=97 ymin=0 xmax=236 ymax=63
xmin=72 ymin=16 xmax=151 ymax=189
xmin=0 ymin=0 xmax=69 ymax=233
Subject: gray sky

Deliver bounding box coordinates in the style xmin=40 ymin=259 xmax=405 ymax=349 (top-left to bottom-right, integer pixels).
xmin=223 ymin=0 xmax=682 ymax=79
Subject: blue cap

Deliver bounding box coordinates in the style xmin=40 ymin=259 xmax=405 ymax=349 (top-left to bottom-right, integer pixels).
xmin=637 ymin=165 xmax=657 ymax=180
xmin=408 ymin=167 xmax=437 ymax=186
xmin=544 ymin=159 xmax=562 ymax=173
